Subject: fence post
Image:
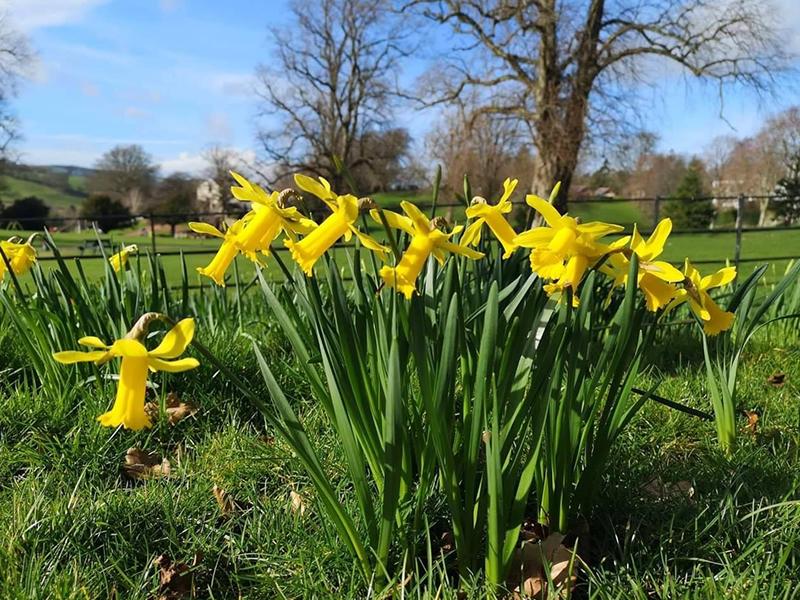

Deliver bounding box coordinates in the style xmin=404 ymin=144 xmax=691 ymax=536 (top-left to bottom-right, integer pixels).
xmin=653 ymin=195 xmax=661 ymax=230
xmin=149 ymin=213 xmax=157 ymax=256
xmin=734 ymin=193 xmax=744 ymax=271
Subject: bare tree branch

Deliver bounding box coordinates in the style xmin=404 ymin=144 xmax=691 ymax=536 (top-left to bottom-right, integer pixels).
xmin=407 ymin=0 xmax=792 ymax=211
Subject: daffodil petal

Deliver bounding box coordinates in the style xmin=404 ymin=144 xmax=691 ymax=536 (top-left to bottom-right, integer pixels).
xmin=149 ymin=318 xmax=196 ymax=359
xmin=701 ymin=267 xmax=737 ymax=290
xmin=78 ymin=336 xmax=108 ymax=349
xmin=148 ymin=357 xmax=200 ymax=373
xmin=576 ymin=221 xmax=625 ymax=236
xmin=53 ymin=350 xmax=109 ymax=364
xmin=188 ymin=222 xmax=224 ymax=238
xmin=525 ymin=195 xmax=562 ymax=228
xmin=109 ymin=339 xmax=149 ymax=358
xmin=400 ymin=201 xmax=431 ymax=233
xmin=647 ymin=260 xmax=685 ymax=282
xmin=514 ymin=227 xmax=554 ymax=248
xmin=371 ymin=208 xmax=415 ymax=236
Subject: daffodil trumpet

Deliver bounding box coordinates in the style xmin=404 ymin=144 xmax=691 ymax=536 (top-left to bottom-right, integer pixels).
xmin=0 ymin=234 xmax=39 ymax=281
xmin=285 ymin=174 xmax=388 ymax=276
xmin=370 ymin=201 xmax=483 ymax=299
xmin=462 ymin=178 xmax=519 ymax=258
xmin=109 ymin=244 xmax=138 ymax=273
xmin=53 ymin=313 xmax=199 ymax=430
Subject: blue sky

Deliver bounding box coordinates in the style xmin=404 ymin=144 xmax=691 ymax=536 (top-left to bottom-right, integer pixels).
xmin=5 ymin=0 xmax=800 ymax=174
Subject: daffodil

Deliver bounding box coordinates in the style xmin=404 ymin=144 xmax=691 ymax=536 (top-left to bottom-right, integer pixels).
xmin=53 ymin=318 xmax=199 ymax=430
xmin=371 ymin=202 xmax=483 ymax=299
xmin=600 ymin=219 xmax=684 ymax=311
xmin=668 ymin=260 xmax=736 ymax=335
xmin=514 ymin=183 xmax=623 ymax=296
xmin=109 ymin=244 xmax=138 ymax=273
xmin=0 ymin=236 xmax=37 ymax=280
xmin=286 ymin=174 xmax=388 ymax=276
xmin=462 ymin=178 xmax=519 ymax=258
xmin=190 ymin=172 xmax=317 ymax=285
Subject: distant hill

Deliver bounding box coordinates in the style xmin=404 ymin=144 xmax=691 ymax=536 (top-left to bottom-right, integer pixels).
xmin=1 ymin=163 xmax=89 ymax=212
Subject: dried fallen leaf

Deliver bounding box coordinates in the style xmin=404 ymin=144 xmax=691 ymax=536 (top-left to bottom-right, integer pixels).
xmin=641 ymin=477 xmax=694 ymax=502
xmin=153 ymin=554 xmax=200 ymax=600
xmin=212 ymin=484 xmax=238 ymax=516
xmin=439 ymin=530 xmax=455 ymax=555
xmin=767 ymin=372 xmax=786 ymax=387
xmin=744 ymin=410 xmax=760 ymax=435
xmin=145 ymin=392 xmax=198 ymax=426
xmin=289 ymin=490 xmax=307 ymax=516
xmin=512 ymin=532 xmax=578 ymax=599
xmin=124 ymin=447 xmax=171 ymax=480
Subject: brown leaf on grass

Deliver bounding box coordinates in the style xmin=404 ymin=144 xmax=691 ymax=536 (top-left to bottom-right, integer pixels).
xmin=744 ymin=410 xmax=760 ymax=435
xmin=145 ymin=392 xmax=198 ymax=426
xmin=124 ymin=448 xmax=171 ymax=480
xmin=510 ymin=533 xmax=578 ymax=599
xmin=641 ymin=477 xmax=695 ymax=502
xmin=767 ymin=372 xmax=786 ymax=387
xmin=152 ymin=553 xmax=201 ymax=600
xmin=213 ymin=485 xmax=237 ymax=516
xmin=289 ymin=490 xmax=307 ymax=516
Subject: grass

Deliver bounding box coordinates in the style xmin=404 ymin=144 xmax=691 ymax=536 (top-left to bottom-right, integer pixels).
xmin=2 ymin=218 xmax=797 ymax=289
xmin=1 ymin=274 xmax=799 ymax=597
xmin=0 ymin=176 xmax=86 ymax=209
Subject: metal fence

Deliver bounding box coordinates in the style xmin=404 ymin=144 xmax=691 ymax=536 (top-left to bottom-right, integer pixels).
xmin=2 ymin=193 xmax=799 ymax=269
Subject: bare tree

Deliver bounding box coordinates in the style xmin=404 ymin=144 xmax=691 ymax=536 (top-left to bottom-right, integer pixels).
xmin=87 ymin=145 xmax=159 ymax=213
xmin=255 ymin=0 xmax=413 ymax=192
xmin=202 ymin=145 xmax=240 ymax=211
xmin=409 ymin=0 xmax=790 ymax=211
xmin=0 ymin=12 xmax=33 ymax=163
xmin=428 ymin=103 xmax=533 ymax=202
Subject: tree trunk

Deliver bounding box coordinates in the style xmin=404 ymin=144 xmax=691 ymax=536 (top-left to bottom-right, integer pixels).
xmin=531 ymin=153 xmax=575 ymax=215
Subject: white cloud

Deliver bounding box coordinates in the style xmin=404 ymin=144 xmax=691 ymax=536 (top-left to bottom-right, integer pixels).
xmin=4 ymin=0 xmax=109 ymax=32
xmin=159 ymin=152 xmax=206 ymax=175
xmin=159 ymin=148 xmax=257 ymax=176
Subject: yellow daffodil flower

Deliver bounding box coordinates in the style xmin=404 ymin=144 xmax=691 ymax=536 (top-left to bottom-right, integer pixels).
xmin=53 ymin=318 xmax=199 ymax=430
xmin=668 ymin=260 xmax=736 ymax=335
xmin=109 ymin=244 xmax=138 ymax=273
xmin=371 ymin=202 xmax=484 ymax=299
xmin=600 ymin=219 xmax=684 ymax=311
xmin=190 ymin=172 xmax=317 ymax=285
xmin=514 ymin=183 xmax=623 ymax=296
xmin=462 ymin=178 xmax=519 ymax=258
xmin=286 ymin=174 xmax=388 ymax=276
xmin=0 ymin=236 xmax=37 ymax=280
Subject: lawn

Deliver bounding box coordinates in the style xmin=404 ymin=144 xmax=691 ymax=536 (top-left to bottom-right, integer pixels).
xmin=1 ymin=251 xmax=799 ymax=598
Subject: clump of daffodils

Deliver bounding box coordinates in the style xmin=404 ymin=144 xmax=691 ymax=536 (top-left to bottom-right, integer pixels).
xmin=186 ymin=173 xmax=737 ymax=334
xmin=53 ymin=315 xmax=199 ymax=430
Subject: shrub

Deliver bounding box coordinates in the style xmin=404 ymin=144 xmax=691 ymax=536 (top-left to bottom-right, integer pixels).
xmin=81 ymin=194 xmax=134 ymax=232
xmin=0 ymin=196 xmax=50 ymax=231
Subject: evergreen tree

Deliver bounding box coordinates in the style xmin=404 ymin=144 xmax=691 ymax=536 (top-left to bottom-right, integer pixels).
xmin=664 ymin=159 xmax=715 ymax=229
